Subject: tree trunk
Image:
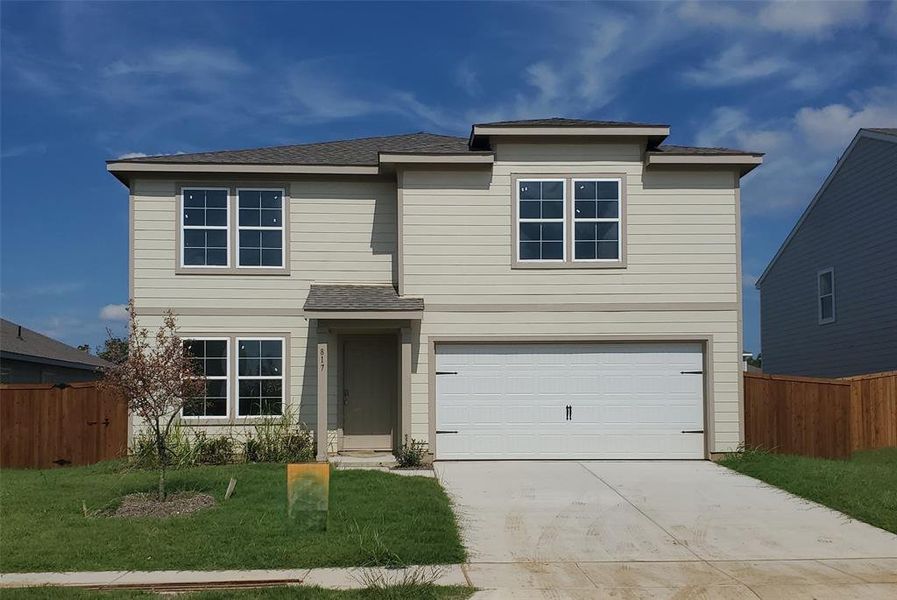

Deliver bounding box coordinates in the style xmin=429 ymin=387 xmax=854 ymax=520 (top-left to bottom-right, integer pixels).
xmin=155 ymin=418 xmax=166 ymax=501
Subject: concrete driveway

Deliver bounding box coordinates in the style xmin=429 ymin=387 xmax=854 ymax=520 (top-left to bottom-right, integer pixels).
xmin=436 ymin=461 xmax=897 ymax=598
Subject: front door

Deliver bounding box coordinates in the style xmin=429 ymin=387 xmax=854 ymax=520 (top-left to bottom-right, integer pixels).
xmin=342 ymin=335 xmax=397 ymax=451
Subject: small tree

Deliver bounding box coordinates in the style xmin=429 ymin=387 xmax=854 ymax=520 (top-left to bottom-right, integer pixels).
xmin=101 ymin=302 xmax=205 ymax=500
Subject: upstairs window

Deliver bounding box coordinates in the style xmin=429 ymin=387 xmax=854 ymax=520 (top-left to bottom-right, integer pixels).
xmin=238 ymin=189 xmax=284 ymax=267
xmin=182 ymin=188 xmax=229 ymax=267
xmin=818 ymin=268 xmax=835 ymax=324
xmin=573 ymin=179 xmax=620 ymax=261
xmin=237 ymin=338 xmax=284 ymax=416
xmin=182 ymin=338 xmax=229 ymax=418
xmin=518 ymin=179 xmax=565 ymax=262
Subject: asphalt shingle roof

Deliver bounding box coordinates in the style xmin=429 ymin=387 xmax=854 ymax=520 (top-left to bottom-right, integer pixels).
xmin=1 ymin=319 xmax=110 ymax=369
xmin=474 ymin=117 xmax=669 ymax=128
xmin=112 ymin=133 xmax=475 ymax=166
xmin=304 ymin=285 xmax=424 ymax=312
xmin=651 ymin=144 xmax=765 ymax=157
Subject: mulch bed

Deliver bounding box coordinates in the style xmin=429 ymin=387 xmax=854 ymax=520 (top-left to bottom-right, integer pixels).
xmin=108 ymin=492 xmax=216 ymax=518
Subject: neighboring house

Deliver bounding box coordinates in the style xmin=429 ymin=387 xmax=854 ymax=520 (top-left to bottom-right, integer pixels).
xmin=0 ymin=319 xmax=110 ymax=384
xmin=107 ymin=117 xmax=762 ymax=460
xmin=756 ymin=128 xmax=897 ymax=378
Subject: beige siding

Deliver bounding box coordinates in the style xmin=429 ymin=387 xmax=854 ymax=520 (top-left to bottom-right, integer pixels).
xmin=401 ymin=144 xmax=743 ymax=453
xmin=130 ymin=178 xmax=395 ymax=450
xmin=132 ymin=177 xmax=396 ymax=311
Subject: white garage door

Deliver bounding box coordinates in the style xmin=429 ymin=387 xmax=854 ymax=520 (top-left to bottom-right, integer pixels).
xmin=435 ymin=342 xmax=705 ymax=460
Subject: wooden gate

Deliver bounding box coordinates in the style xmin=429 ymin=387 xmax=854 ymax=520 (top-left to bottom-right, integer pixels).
xmin=0 ymin=382 xmax=128 ymax=468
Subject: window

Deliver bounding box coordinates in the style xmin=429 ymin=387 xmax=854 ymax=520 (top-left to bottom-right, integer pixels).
xmin=182 ymin=188 xmax=229 ymax=267
xmin=818 ymin=268 xmax=835 ymax=324
xmin=237 ymin=338 xmax=284 ymax=416
xmin=573 ymin=179 xmax=621 ymax=261
xmin=518 ymin=179 xmax=565 ymax=261
xmin=182 ymin=338 xmax=229 ymax=417
xmin=238 ymin=189 xmax=284 ymax=267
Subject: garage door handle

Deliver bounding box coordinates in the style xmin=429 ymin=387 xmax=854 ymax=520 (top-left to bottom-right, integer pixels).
xmin=436 ymin=430 xmax=458 ymax=434
xmin=680 ymin=370 xmax=703 ymax=374
xmin=436 ymin=371 xmax=458 ymax=375
xmin=681 ymin=430 xmax=704 ymax=434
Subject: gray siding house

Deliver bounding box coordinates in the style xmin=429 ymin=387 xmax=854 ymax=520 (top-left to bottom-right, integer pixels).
xmin=0 ymin=319 xmax=110 ymax=384
xmin=757 ymin=128 xmax=897 ymax=377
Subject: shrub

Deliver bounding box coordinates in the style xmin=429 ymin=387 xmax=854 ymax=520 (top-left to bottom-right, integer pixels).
xmin=244 ymin=410 xmax=315 ymax=463
xmin=394 ymin=437 xmax=427 ymax=469
xmin=130 ymin=424 xmax=235 ymax=468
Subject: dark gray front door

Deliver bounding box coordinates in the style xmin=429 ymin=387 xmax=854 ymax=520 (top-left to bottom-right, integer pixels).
xmin=342 ymin=335 xmax=397 ymax=450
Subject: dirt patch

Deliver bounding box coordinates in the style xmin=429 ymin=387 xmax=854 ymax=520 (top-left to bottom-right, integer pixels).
xmin=108 ymin=492 xmax=216 ymax=518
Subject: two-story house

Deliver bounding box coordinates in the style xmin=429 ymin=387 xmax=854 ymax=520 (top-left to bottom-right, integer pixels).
xmin=108 ymin=118 xmax=762 ymax=461
xmin=756 ymin=128 xmax=897 ymax=377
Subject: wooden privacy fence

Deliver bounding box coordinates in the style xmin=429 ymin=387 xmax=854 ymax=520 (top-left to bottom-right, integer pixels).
xmin=744 ymin=371 xmax=897 ymax=459
xmin=0 ymin=382 xmax=128 ymax=468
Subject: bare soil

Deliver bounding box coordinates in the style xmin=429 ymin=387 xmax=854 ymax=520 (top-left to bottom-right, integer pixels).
xmin=109 ymin=492 xmax=216 ymax=518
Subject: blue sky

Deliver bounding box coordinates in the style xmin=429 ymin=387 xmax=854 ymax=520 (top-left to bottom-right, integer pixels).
xmin=2 ymin=1 xmax=896 ymax=354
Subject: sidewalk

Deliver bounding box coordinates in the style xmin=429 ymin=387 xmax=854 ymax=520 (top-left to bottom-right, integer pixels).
xmin=2 ymin=559 xmax=897 ymax=598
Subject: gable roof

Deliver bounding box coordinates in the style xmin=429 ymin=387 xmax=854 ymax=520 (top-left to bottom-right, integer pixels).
xmin=111 ymin=132 xmax=475 ymax=167
xmin=1 ymin=319 xmax=111 ymax=370
xmin=756 ymin=128 xmax=897 ymax=287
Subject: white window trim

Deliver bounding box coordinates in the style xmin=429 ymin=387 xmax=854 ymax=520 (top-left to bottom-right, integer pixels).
xmin=571 ymin=177 xmax=622 ymax=263
xmin=236 ymin=336 xmax=285 ymax=417
xmin=517 ymin=178 xmax=566 ymax=263
xmin=181 ymin=337 xmax=230 ymax=419
xmin=236 ymin=187 xmax=286 ymax=269
xmin=818 ymin=267 xmax=835 ymax=325
xmin=180 ymin=187 xmax=231 ymax=269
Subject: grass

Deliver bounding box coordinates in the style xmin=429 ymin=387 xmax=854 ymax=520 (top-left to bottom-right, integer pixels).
xmin=0 ymin=462 xmax=465 ymax=572
xmin=0 ymin=586 xmax=474 ymax=599
xmin=720 ymin=446 xmax=897 ymax=534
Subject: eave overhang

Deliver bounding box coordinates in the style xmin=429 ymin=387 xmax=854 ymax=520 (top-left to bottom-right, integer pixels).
xmin=645 ymin=153 xmax=764 ymax=176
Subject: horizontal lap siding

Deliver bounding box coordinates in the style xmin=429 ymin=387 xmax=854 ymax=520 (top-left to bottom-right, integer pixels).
xmin=132 ymin=178 xmax=397 ymax=310
xmin=402 ymin=143 xmax=742 ymax=453
xmin=760 ymin=137 xmax=897 ymax=377
xmin=132 ymin=179 xmax=397 ymax=448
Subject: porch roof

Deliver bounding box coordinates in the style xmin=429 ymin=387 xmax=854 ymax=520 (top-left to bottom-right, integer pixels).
xmin=303 ymin=284 xmax=424 ymax=319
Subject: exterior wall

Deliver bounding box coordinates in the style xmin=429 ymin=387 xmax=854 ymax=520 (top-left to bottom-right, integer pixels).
xmin=131 ymin=176 xmax=397 ymax=448
xmin=760 ymin=136 xmax=897 ymax=377
xmin=0 ymin=357 xmax=102 ymax=384
xmin=129 ymin=141 xmax=745 ymax=455
xmin=401 ymin=142 xmax=743 ymax=453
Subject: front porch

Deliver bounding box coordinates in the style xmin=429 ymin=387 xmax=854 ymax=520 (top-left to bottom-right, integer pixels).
xmin=303 ymin=284 xmax=422 ymax=461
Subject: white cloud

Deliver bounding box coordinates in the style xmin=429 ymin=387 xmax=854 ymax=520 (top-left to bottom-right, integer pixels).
xmin=103 ymin=47 xmax=249 ymax=78
xmin=679 ymin=0 xmax=869 ymax=37
xmin=1 ymin=142 xmax=48 ymax=159
xmin=99 ymin=304 xmax=129 ymax=321
xmin=684 ymin=46 xmax=792 ymax=87
xmin=116 ymin=152 xmax=148 ymax=159
xmin=757 ymin=1 xmax=868 ymax=36
xmin=455 ymin=62 xmax=481 ymax=97
xmin=795 ymin=87 xmax=897 ymax=149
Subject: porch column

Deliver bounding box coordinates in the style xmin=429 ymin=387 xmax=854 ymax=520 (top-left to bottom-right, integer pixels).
xmin=401 ymin=327 xmax=412 ymax=445
xmin=316 ymin=335 xmax=329 ymax=461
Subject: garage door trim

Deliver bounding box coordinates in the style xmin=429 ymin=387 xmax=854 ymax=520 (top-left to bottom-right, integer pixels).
xmin=427 ymin=334 xmax=714 ymax=460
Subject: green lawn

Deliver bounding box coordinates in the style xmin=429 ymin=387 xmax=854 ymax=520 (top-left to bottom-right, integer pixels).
xmin=0 ymin=585 xmax=473 ymax=599
xmin=0 ymin=462 xmax=465 ymax=572
xmin=721 ymin=447 xmax=897 ymax=534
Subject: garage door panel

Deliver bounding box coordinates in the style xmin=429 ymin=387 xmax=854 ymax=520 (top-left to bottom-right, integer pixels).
xmin=435 ymin=342 xmax=705 ymax=460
